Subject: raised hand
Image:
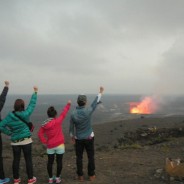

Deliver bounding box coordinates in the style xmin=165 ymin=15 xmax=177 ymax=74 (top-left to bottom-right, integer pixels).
xmin=33 ymin=86 xmax=38 ymax=92
xmin=99 ymin=86 xmax=104 ymax=93
xmin=4 ymin=81 xmax=9 ymax=87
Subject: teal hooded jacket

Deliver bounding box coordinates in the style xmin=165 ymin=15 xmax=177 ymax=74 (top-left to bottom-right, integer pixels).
xmin=0 ymin=93 xmax=37 ymax=141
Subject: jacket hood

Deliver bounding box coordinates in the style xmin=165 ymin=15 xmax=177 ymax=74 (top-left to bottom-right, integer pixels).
xmin=41 ymin=118 xmax=54 ymax=129
xmin=9 ymin=112 xmax=21 ymax=121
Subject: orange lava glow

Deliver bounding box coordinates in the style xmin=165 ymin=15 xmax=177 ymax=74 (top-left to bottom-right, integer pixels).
xmin=129 ymin=97 xmax=157 ymax=114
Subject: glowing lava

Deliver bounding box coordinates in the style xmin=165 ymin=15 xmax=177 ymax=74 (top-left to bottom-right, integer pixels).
xmin=130 ymin=97 xmax=157 ymax=114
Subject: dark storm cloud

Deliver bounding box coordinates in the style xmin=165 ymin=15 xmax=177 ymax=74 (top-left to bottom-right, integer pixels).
xmin=0 ymin=0 xmax=184 ymax=94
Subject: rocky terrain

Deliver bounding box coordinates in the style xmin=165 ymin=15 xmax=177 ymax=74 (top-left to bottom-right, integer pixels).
xmin=2 ymin=116 xmax=184 ymax=184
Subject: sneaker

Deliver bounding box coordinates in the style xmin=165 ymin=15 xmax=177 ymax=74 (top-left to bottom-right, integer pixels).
xmin=77 ymin=176 xmax=84 ymax=182
xmin=55 ymin=177 xmax=61 ymax=184
xmin=14 ymin=178 xmax=21 ymax=184
xmin=48 ymin=178 xmax=53 ymax=184
xmin=28 ymin=176 xmax=36 ymax=184
xmin=0 ymin=178 xmax=10 ymax=184
xmin=89 ymin=175 xmax=96 ymax=181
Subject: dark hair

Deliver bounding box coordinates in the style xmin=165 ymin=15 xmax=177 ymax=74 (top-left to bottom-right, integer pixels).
xmin=77 ymin=95 xmax=87 ymax=107
xmin=77 ymin=101 xmax=86 ymax=106
xmin=14 ymin=99 xmax=25 ymax=111
xmin=47 ymin=106 xmax=57 ymax=118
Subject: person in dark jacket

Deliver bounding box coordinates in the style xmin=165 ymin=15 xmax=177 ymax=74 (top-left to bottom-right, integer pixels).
xmin=0 ymin=86 xmax=38 ymax=184
xmin=0 ymin=81 xmax=10 ymax=184
xmin=69 ymin=86 xmax=104 ymax=182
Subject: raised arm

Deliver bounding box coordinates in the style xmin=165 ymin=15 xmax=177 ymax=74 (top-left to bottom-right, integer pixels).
xmin=0 ymin=81 xmax=9 ymax=112
xmin=97 ymin=86 xmax=104 ymax=103
xmin=89 ymin=86 xmax=104 ymax=113
xmin=22 ymin=86 xmax=38 ymax=117
xmin=56 ymin=100 xmax=71 ymax=124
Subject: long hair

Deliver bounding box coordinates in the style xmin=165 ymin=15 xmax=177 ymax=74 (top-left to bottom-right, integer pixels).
xmin=14 ymin=99 xmax=25 ymax=112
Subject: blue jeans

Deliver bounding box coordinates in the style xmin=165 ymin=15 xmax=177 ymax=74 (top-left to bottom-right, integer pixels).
xmin=75 ymin=138 xmax=95 ymax=176
xmin=12 ymin=143 xmax=33 ymax=179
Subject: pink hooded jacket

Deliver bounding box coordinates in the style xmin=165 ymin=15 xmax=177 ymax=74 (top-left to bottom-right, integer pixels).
xmin=38 ymin=103 xmax=71 ymax=149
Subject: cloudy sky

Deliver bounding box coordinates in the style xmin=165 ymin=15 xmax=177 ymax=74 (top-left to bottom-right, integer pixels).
xmin=0 ymin=0 xmax=184 ymax=95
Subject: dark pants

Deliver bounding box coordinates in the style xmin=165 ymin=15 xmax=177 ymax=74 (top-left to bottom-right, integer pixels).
xmin=75 ymin=138 xmax=95 ymax=176
xmin=47 ymin=154 xmax=63 ymax=178
xmin=12 ymin=143 xmax=33 ymax=179
xmin=0 ymin=133 xmax=5 ymax=179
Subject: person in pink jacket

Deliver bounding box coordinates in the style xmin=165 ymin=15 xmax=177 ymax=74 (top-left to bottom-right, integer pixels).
xmin=38 ymin=100 xmax=71 ymax=184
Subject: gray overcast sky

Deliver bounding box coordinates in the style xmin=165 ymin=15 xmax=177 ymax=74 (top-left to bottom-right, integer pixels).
xmin=1 ymin=0 xmax=184 ymax=95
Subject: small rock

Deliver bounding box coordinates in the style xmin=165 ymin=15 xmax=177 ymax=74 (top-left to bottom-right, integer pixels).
xmin=141 ymin=133 xmax=148 ymax=137
xmin=156 ymin=168 xmax=163 ymax=174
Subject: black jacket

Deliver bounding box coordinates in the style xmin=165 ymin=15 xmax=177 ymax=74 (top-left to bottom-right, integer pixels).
xmin=0 ymin=86 xmax=8 ymax=121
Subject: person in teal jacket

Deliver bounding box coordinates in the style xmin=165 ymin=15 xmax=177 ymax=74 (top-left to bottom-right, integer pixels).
xmin=0 ymin=86 xmax=38 ymax=184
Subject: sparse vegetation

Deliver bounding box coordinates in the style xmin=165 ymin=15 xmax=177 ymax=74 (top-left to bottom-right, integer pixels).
xmin=114 ymin=126 xmax=184 ymax=149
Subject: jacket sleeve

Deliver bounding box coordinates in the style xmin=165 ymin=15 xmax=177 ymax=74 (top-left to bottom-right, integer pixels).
xmin=19 ymin=93 xmax=37 ymax=118
xmin=0 ymin=115 xmax=12 ymax=136
xmin=69 ymin=116 xmax=75 ymax=137
xmin=0 ymin=86 xmax=8 ymax=112
xmin=88 ymin=93 xmax=102 ymax=115
xmin=56 ymin=103 xmax=71 ymax=124
xmin=38 ymin=127 xmax=47 ymax=144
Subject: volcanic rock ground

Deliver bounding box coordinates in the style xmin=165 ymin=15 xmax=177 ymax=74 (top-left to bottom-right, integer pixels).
xmin=2 ymin=116 xmax=184 ymax=184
